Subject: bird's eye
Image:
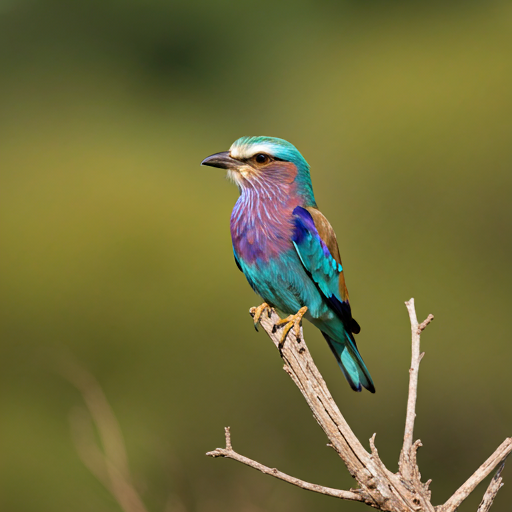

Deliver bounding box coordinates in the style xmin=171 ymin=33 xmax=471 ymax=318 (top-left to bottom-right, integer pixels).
xmin=254 ymin=153 xmax=269 ymax=164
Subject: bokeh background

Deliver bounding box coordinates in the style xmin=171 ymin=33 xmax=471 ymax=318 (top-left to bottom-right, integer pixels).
xmin=1 ymin=1 xmax=512 ymax=511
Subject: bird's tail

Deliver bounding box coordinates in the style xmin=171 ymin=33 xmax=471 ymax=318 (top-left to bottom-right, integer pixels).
xmin=321 ymin=332 xmax=375 ymax=393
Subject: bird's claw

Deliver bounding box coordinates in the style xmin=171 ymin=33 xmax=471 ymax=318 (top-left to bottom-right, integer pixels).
xmin=251 ymin=302 xmax=271 ymax=331
xmin=275 ymin=306 xmax=308 ymax=346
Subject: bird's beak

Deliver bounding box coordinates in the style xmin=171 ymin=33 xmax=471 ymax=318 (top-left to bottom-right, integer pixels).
xmin=201 ymin=151 xmax=241 ymax=170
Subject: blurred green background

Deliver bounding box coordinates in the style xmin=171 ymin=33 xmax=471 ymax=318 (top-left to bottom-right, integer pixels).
xmin=1 ymin=1 xmax=512 ymax=511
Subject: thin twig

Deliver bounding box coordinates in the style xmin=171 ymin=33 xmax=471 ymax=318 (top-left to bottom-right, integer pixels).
xmin=207 ymin=427 xmax=365 ymax=503
xmin=439 ymin=439 xmax=512 ymax=512
xmin=418 ymin=315 xmax=434 ymax=334
xmin=401 ymin=299 xmax=434 ymax=468
xmin=477 ymin=461 xmax=506 ymax=512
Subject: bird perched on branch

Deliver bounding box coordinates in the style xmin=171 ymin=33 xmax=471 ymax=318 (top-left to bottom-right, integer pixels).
xmin=202 ymin=136 xmax=374 ymax=393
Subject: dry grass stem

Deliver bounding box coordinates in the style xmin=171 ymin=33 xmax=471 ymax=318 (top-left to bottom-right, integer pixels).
xmin=61 ymin=360 xmax=149 ymax=512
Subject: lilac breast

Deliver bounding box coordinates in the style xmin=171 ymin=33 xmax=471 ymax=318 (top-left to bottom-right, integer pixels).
xmin=230 ymin=170 xmax=301 ymax=265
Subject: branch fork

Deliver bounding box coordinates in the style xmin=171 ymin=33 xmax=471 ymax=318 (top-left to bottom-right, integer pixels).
xmin=207 ymin=298 xmax=511 ymax=511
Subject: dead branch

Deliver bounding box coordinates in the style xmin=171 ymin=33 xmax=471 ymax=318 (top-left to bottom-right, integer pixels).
xmin=206 ymin=427 xmax=365 ymax=502
xmin=207 ymin=298 xmax=511 ymax=511
xmin=400 ymin=299 xmax=433 ymax=474
xmin=476 ymin=461 xmax=506 ymax=512
xmin=438 ymin=440 xmax=511 ymax=512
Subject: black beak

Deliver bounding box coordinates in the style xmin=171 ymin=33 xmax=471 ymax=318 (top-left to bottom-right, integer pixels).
xmin=201 ymin=151 xmax=241 ymax=170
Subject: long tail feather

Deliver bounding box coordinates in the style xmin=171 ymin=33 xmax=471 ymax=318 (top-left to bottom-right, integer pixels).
xmin=321 ymin=332 xmax=375 ymax=393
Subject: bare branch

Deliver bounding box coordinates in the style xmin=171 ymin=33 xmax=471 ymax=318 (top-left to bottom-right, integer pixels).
xmin=243 ymin=305 xmax=435 ymax=511
xmin=206 ymin=298 xmax=510 ymax=512
xmin=418 ymin=314 xmax=434 ymax=334
xmin=207 ymin=427 xmax=365 ymax=503
xmin=477 ymin=461 xmax=506 ymax=512
xmin=400 ymin=299 xmax=434 ymax=479
xmin=439 ymin=439 xmax=512 ymax=512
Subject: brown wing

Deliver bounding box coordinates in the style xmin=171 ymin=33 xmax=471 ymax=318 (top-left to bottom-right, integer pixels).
xmin=305 ymin=207 xmax=348 ymax=301
xmin=305 ymin=206 xmax=360 ymax=334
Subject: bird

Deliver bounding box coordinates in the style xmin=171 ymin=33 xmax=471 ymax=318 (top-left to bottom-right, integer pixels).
xmin=202 ymin=136 xmax=374 ymax=393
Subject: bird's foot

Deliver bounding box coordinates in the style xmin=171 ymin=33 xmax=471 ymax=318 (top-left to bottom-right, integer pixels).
xmin=273 ymin=307 xmax=308 ymax=346
xmin=250 ymin=302 xmax=272 ymax=331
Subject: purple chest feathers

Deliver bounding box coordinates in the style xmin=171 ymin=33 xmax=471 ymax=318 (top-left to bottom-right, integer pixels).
xmin=230 ymin=178 xmax=301 ymax=265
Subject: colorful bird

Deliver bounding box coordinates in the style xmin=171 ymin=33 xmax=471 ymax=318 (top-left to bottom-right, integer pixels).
xmin=202 ymin=136 xmax=374 ymax=393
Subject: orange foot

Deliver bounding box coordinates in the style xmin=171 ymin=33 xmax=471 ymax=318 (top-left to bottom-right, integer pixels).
xmin=250 ymin=302 xmax=271 ymax=331
xmin=274 ymin=306 xmax=308 ymax=346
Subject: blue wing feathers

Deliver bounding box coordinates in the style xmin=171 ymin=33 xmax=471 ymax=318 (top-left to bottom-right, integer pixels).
xmin=292 ymin=206 xmax=374 ymax=393
xmin=291 ymin=207 xmax=339 ymax=299
xmin=292 ymin=206 xmax=355 ymax=331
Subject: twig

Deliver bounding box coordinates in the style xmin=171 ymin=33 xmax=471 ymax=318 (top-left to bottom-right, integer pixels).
xmin=477 ymin=461 xmax=506 ymax=512
xmin=400 ymin=299 xmax=434 ymax=478
xmin=207 ymin=427 xmax=365 ymax=503
xmin=439 ymin=440 xmax=512 ymax=512
xmin=418 ymin=315 xmax=435 ymax=334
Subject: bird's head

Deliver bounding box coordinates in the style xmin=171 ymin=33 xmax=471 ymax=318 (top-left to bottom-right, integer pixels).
xmin=202 ymin=136 xmax=316 ymax=206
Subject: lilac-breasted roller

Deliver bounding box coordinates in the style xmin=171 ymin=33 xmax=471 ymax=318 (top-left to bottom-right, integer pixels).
xmin=202 ymin=136 xmax=374 ymax=393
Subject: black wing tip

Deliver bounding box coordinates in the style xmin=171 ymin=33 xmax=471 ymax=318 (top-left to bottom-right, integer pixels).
xmin=364 ymin=382 xmax=376 ymax=394
xmin=351 ymin=318 xmax=361 ymax=334
xmin=349 ymin=381 xmax=376 ymax=393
